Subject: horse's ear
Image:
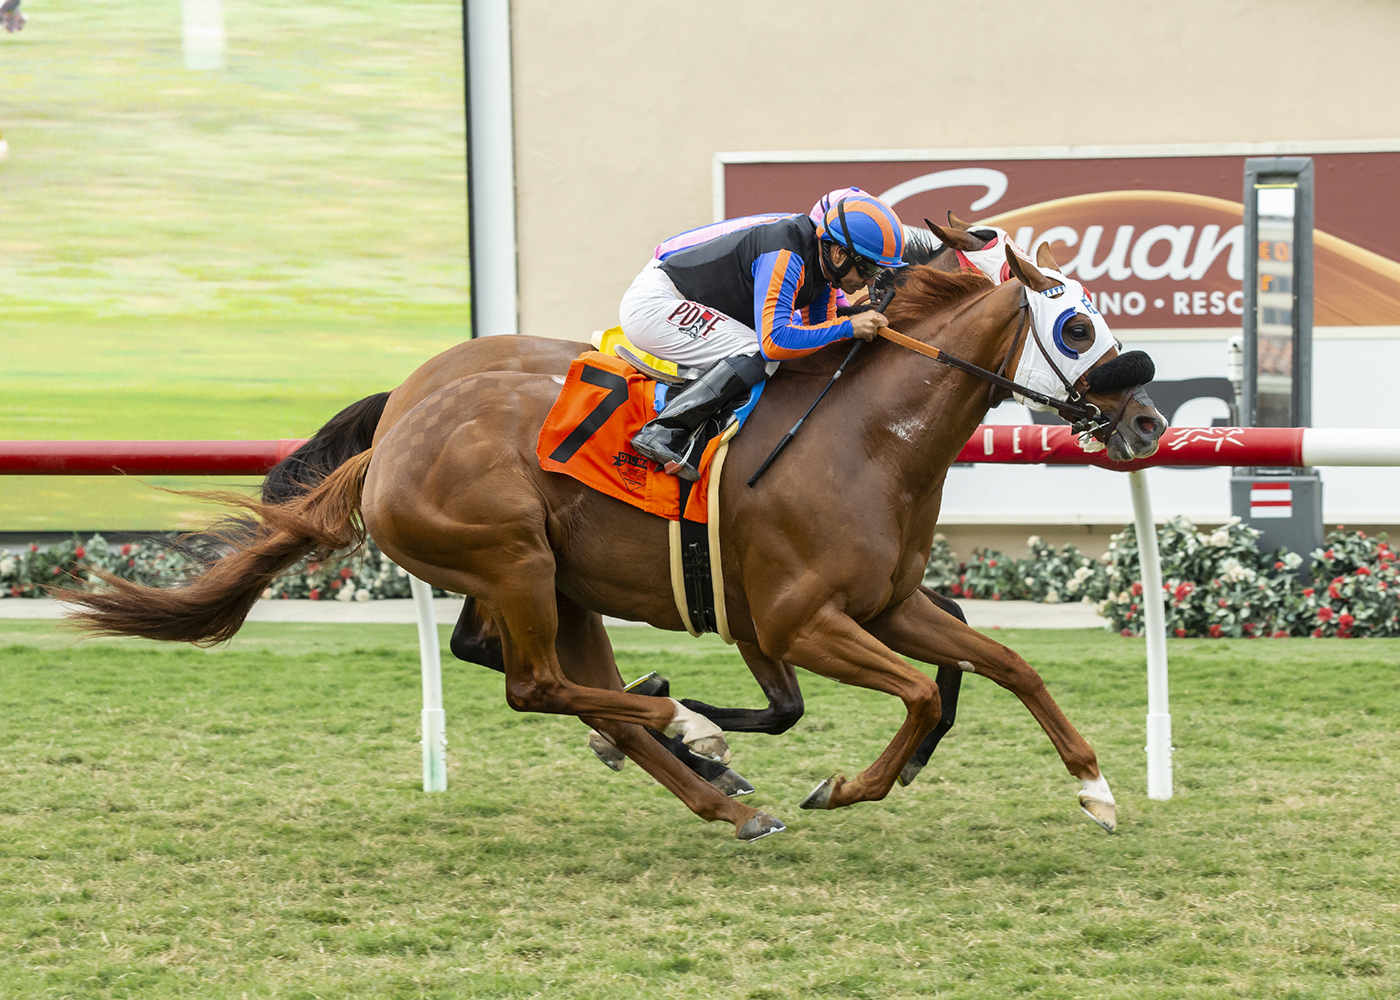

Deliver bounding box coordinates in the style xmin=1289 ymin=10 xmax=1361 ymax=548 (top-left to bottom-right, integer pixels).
xmin=1036 ymin=240 xmax=1061 ymax=271
xmin=924 ymin=218 xmax=981 ymax=251
xmin=1005 ymin=243 xmax=1062 ymax=293
xmin=947 ymin=210 xmax=973 ymax=231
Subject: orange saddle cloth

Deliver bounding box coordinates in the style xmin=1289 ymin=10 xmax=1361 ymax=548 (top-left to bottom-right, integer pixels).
xmin=536 ymin=352 xmax=730 ymax=523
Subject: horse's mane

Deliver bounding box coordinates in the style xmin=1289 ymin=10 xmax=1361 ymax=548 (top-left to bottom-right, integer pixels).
xmin=900 ymin=226 xmax=945 ymax=266
xmin=883 ymin=265 xmax=994 ymax=328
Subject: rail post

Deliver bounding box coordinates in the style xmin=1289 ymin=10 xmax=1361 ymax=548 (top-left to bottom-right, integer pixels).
xmin=410 ymin=575 xmax=447 ymax=792
xmin=1129 ymin=470 xmax=1172 ymax=800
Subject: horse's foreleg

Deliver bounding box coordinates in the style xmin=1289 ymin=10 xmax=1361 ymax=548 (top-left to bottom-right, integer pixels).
xmin=678 ymin=641 xmax=805 ymax=735
xmin=552 ymin=596 xmax=779 ymax=839
xmin=760 ymin=606 xmax=942 ymax=810
xmin=865 ymin=588 xmax=1116 ymax=832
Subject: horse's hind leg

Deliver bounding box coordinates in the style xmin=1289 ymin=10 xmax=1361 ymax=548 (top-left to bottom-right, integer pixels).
xmin=552 ymin=594 xmax=781 ymax=840
xmin=679 ymin=641 xmax=805 ymax=735
xmin=865 ymin=587 xmax=1116 ymax=833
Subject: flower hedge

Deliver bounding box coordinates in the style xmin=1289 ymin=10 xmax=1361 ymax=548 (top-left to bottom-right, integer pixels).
xmin=5 ymin=523 xmax=1396 ymax=638
xmin=0 ymin=533 xmax=449 ymax=603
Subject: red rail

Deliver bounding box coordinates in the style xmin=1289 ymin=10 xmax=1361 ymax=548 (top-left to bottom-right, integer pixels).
xmin=0 ymin=426 xmax=1308 ymax=476
xmin=0 ymin=440 xmax=308 ymax=476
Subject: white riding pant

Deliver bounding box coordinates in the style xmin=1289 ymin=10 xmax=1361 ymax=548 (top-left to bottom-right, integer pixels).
xmin=619 ymin=260 xmax=764 ymax=369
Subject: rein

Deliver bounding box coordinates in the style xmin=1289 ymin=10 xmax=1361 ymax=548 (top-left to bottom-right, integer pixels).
xmin=876 ymin=287 xmax=1111 ymax=435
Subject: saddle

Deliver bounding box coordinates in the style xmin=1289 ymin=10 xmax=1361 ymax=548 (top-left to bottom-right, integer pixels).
xmin=535 ymin=333 xmax=762 ymax=524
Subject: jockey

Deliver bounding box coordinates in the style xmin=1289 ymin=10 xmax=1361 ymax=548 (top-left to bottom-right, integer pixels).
xmin=623 ymin=192 xmax=905 ymax=479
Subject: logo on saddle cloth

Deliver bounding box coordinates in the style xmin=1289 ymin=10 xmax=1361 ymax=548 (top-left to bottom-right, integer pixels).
xmin=537 ymin=352 xmax=722 ymax=522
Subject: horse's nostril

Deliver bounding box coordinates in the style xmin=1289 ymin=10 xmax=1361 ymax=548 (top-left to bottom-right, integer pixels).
xmin=1135 ymin=414 xmax=1162 ymax=437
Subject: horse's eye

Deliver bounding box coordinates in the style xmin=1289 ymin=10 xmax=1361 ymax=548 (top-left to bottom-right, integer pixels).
xmin=1065 ymin=322 xmax=1093 ymax=342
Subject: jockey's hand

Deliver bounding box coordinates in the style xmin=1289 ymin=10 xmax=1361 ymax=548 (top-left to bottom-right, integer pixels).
xmin=850 ymin=310 xmax=887 ymax=342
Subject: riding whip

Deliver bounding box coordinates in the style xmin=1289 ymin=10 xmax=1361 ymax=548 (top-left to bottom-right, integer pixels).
xmin=748 ymin=287 xmax=896 ymax=487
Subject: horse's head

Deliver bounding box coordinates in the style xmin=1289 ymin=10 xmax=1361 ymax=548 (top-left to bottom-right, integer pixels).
xmin=1005 ymin=243 xmax=1166 ymax=462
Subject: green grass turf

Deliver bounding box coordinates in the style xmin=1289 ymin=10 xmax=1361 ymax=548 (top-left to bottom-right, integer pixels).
xmin=1 ymin=622 xmax=1397 ymax=998
xmin=0 ymin=1 xmax=472 ymax=530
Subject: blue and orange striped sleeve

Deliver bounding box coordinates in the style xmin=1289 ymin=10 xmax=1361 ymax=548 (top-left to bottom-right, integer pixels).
xmin=751 ymin=250 xmax=853 ymax=361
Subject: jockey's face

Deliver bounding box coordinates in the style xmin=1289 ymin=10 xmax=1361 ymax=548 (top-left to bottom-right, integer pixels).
xmin=827 ymin=245 xmax=873 ymax=295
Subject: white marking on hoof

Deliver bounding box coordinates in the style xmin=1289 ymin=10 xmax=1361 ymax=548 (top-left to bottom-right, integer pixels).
xmin=587 ymin=730 xmax=627 ymax=771
xmin=662 ymin=699 xmax=730 ymax=763
xmin=1078 ymin=773 xmax=1117 ymax=833
xmin=957 ymin=660 xmax=976 ymax=673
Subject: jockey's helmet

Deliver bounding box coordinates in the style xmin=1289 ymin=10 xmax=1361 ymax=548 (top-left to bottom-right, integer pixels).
xmin=809 ymin=187 xmax=864 ymax=225
xmin=816 ymin=193 xmax=906 ymax=270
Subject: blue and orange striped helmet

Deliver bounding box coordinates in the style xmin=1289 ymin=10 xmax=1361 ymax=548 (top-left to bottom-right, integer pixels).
xmin=815 ymin=193 xmax=906 ymax=269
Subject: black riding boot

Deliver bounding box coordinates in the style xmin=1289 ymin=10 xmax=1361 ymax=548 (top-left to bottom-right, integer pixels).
xmin=632 ymin=353 xmax=770 ymax=480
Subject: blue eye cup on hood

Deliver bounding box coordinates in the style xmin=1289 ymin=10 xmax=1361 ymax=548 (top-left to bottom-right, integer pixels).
xmin=1051 ymin=307 xmax=1081 ymax=359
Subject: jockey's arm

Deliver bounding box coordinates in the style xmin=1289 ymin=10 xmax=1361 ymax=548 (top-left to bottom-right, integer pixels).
xmin=751 ymin=250 xmax=855 ymax=362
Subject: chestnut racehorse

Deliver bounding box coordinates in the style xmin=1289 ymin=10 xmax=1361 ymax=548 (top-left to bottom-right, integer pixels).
xmin=66 ymin=244 xmax=1165 ymax=841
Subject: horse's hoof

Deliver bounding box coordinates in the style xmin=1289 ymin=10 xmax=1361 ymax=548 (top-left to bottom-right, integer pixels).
xmin=737 ymin=812 xmax=785 ymax=841
xmin=897 ymin=759 xmax=925 ymax=787
xmin=587 ymin=730 xmax=627 ymax=771
xmin=710 ymin=768 xmax=755 ymax=797
xmin=624 ymin=671 xmax=670 ymax=698
xmin=686 ymin=735 xmax=731 ymax=764
xmin=799 ymin=776 xmax=837 ymax=810
xmin=1079 ymin=795 xmax=1117 ymax=834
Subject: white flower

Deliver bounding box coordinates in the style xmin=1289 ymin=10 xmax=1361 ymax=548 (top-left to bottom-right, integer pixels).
xmin=1283 ymin=552 xmax=1303 ymax=570
xmin=1206 ymin=530 xmax=1230 ymax=547
xmin=1045 ymin=590 xmax=1060 ymax=604
xmin=261 ymin=588 xmax=273 ymax=600
xmin=0 ymin=557 xmax=14 ymax=576
xmin=1027 ymin=535 xmax=1042 ymax=547
xmin=336 ymin=582 xmax=355 ymax=602
xmin=1023 ymin=577 xmax=1036 ymax=588
xmin=1066 ymin=578 xmax=1081 ymax=594
xmin=355 ymin=589 xmax=371 ymax=602
xmin=1073 ymin=566 xmax=1091 ymax=581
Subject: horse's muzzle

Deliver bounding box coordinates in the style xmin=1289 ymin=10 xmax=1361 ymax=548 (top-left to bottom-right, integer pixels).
xmin=1106 ymin=386 xmax=1166 ymax=462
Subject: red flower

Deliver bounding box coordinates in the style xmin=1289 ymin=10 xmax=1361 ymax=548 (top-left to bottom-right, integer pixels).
xmin=1174 ymin=628 xmax=1187 ymax=638
xmin=1312 ymin=628 xmax=1324 ymax=637
xmin=281 ymin=592 xmax=290 ymax=600
xmin=51 ymin=566 xmax=61 ymax=576
xmin=308 ymin=562 xmax=321 ymax=573
xmin=1339 ymin=613 xmax=1355 ymax=627
xmin=1174 ymin=583 xmax=1192 ymax=601
xmin=121 ymin=543 xmax=132 ymax=556
xmin=992 ymin=592 xmax=1001 ymax=601
xmin=1317 ymin=606 xmax=1334 ymax=622
xmin=1243 ymin=622 xmax=1255 ymax=634
xmin=9 ymin=586 xmax=18 ymax=596
xmin=309 ymin=589 xmax=321 ymax=601
xmin=29 ymin=543 xmax=37 ymax=553
xmin=330 ymin=580 xmax=342 ymax=590
xmin=1208 ymin=624 xmax=1223 ymax=638
xmin=1328 ymin=583 xmax=1342 ymax=599
xmin=1356 ymin=566 xmax=1371 ymax=576
xmin=74 ymin=546 xmax=85 ymax=559
xmin=1121 ymin=628 xmax=1134 ymax=637
xmin=1274 ymin=561 xmax=1285 ymax=570
xmin=127 ymin=559 xmax=135 ymax=567
xmin=1359 ymin=530 xmax=1367 ymax=538
xmin=340 ymin=567 xmax=353 ymax=579
xmin=988 ymin=560 xmax=998 ymax=568
xmin=1131 ymin=582 xmax=1143 ymax=596
xmin=1302 ymin=587 xmax=1315 ymax=597
xmin=1129 ymin=603 xmax=1138 ymax=614
xmin=1272 ymin=630 xmax=1288 ymax=638
xmin=1218 ymin=599 xmax=1228 ymax=608
xmin=1380 ymin=581 xmax=1388 ymax=591
xmin=1325 ymin=549 xmax=1336 ymax=559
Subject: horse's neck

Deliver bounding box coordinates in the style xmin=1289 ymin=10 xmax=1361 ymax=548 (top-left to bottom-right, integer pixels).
xmin=869 ymin=283 xmax=1022 ymax=497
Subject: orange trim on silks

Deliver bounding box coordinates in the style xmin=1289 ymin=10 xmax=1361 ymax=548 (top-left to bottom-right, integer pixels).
xmin=536 ymin=351 xmax=727 ymax=525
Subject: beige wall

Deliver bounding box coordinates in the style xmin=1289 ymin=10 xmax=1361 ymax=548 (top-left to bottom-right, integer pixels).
xmin=508 ymin=0 xmax=1400 ymax=339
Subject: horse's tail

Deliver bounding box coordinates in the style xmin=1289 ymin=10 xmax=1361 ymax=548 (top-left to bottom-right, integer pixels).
xmin=63 ymin=450 xmax=377 ymax=646
xmin=262 ymin=392 xmax=390 ymax=504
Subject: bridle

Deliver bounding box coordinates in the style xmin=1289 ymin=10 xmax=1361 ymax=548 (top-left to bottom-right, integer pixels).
xmin=876 ymin=285 xmax=1118 ymax=438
